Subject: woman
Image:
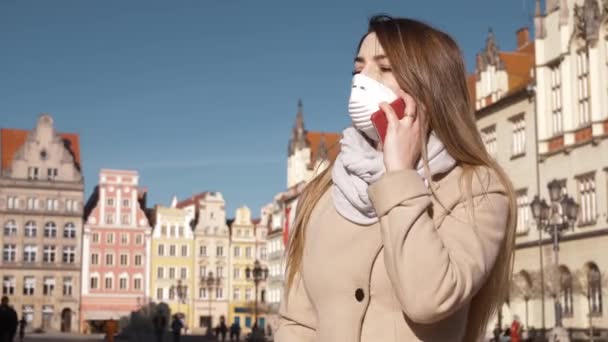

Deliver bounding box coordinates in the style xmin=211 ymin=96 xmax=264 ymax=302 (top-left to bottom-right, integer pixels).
xmin=275 ymin=15 xmax=517 ymax=342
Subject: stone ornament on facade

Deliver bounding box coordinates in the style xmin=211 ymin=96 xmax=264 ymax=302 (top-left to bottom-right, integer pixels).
xmin=573 ymin=0 xmax=602 ymax=46
xmin=476 ymin=29 xmax=504 ymax=76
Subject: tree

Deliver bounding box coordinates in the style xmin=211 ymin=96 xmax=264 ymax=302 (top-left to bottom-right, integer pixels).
xmin=511 ymin=270 xmax=542 ymax=327
xmin=572 ymin=265 xmax=607 ymax=341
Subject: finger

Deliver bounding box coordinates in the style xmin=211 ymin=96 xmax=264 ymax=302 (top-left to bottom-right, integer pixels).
xmin=379 ymin=102 xmax=398 ymax=129
xmin=397 ymin=89 xmax=417 ymax=118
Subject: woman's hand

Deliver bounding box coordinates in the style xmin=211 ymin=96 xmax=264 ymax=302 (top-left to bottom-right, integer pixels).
xmin=379 ymin=90 xmax=423 ymax=172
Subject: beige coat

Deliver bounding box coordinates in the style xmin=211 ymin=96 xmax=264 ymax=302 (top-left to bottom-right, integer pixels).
xmin=275 ymin=166 xmax=509 ymax=342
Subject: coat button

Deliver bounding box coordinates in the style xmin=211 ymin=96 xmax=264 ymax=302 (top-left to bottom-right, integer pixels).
xmin=355 ymin=288 xmax=365 ymax=302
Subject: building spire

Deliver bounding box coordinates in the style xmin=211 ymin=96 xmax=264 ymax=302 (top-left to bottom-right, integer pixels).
xmin=288 ymin=98 xmax=308 ymax=156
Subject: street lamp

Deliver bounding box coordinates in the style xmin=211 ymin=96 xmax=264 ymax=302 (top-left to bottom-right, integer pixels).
xmin=530 ymin=179 xmax=579 ymax=331
xmin=200 ymin=271 xmax=221 ymax=336
xmin=170 ymin=280 xmax=187 ymax=320
xmin=245 ymin=260 xmax=268 ymax=338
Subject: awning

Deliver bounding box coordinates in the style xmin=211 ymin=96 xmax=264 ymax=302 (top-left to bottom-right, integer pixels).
xmin=83 ymin=310 xmax=131 ymax=321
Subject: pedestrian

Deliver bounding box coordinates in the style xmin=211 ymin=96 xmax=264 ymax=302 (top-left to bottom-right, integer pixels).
xmin=218 ymin=316 xmax=228 ymax=341
xmin=153 ymin=310 xmax=167 ymax=342
xmin=104 ymin=318 xmax=118 ymax=342
xmin=493 ymin=323 xmax=501 ymax=342
xmin=171 ymin=315 xmax=184 ymax=342
xmin=230 ymin=321 xmax=241 ymax=342
xmin=511 ymin=316 xmax=522 ymax=342
xmin=501 ymin=326 xmax=511 ymax=342
xmin=18 ymin=316 xmax=26 ymax=342
xmin=0 ymin=296 xmax=18 ymax=342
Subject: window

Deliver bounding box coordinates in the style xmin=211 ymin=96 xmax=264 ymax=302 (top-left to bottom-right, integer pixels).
xmin=24 ymin=221 xmax=37 ymax=237
xmin=90 ymin=276 xmax=99 ymax=290
xmin=28 ymin=167 xmax=39 ymax=180
xmin=62 ymin=247 xmax=75 ymax=264
xmin=181 ymin=245 xmax=188 ymax=257
xmin=43 ymin=277 xmax=55 ymax=296
xmin=63 ymin=223 xmax=76 ymax=238
xmin=561 ymin=268 xmax=574 ymax=317
xmin=106 ymin=233 xmax=114 ymax=244
xmin=3 ymin=276 xmax=15 ymax=295
xmin=200 ymin=287 xmax=207 ymax=299
xmin=122 ymin=199 xmax=130 ymax=208
xmin=23 ymin=245 xmax=37 ymax=263
xmin=47 ymin=168 xmax=58 ymax=180
xmin=121 ymin=214 xmax=130 ymax=225
xmin=260 ymin=247 xmax=267 ymax=260
xmin=510 ymin=114 xmax=526 ymax=156
xmin=135 ymin=234 xmax=143 ymax=245
xmin=107 ymin=198 xmax=115 ymax=207
xmin=234 ymin=247 xmax=241 ymax=258
xmin=245 ymin=288 xmax=252 ymax=300
xmin=134 ymin=277 xmax=142 ymax=290
xmin=169 ymin=287 xmax=175 ymax=300
xmin=7 ymin=196 xmax=17 ymax=209
xmin=216 ymin=287 xmax=223 ymax=299
xmin=158 ymin=244 xmax=165 ymax=256
xmin=216 ymin=267 xmax=224 ymax=278
xmin=200 ymin=266 xmax=207 ymax=278
xmin=180 ymin=268 xmax=187 ymax=279
xmin=588 ymin=264 xmax=603 ymax=315
xmin=105 ymin=276 xmax=113 ymax=290
xmin=120 ymin=254 xmax=128 ymax=266
xmin=63 ymin=277 xmax=73 ymax=296
xmin=3 ymin=244 xmax=16 ymax=262
xmin=46 ymin=198 xmax=53 ymax=211
xmin=92 ymin=233 xmax=100 ymax=243
xmin=577 ymin=49 xmax=591 ymax=126
xmin=578 ymin=174 xmax=597 ymax=225
xmin=43 ymin=246 xmax=56 ymax=263
xmin=161 ymin=226 xmax=167 ymax=236
xmin=119 ymin=276 xmax=128 ymax=290
xmin=65 ymin=199 xmax=78 ymax=212
xmin=233 ymin=288 xmax=240 ymax=301
xmin=23 ymin=276 xmax=35 ymax=295
xmin=170 ymin=226 xmax=175 ymax=236
xmin=120 ymin=233 xmax=128 ymax=245
xmin=217 ymin=246 xmax=224 ymax=257
xmin=481 ymin=125 xmax=497 ymax=157
xmin=157 ymin=288 xmax=163 ymax=300
xmin=169 ymin=245 xmax=176 ymax=257
xmin=26 ymin=197 xmax=36 ymax=210
xmin=106 ymin=214 xmax=114 ymax=225
xmin=178 ymin=226 xmax=184 ymax=237
xmin=233 ymin=268 xmax=240 ymax=280
xmin=550 ymin=63 xmax=563 ymax=135
xmin=44 ymin=222 xmax=57 ymax=238
xmin=134 ymin=254 xmax=142 ymax=266
xmin=3 ymin=220 xmax=17 ymax=236
xmin=22 ymin=305 xmax=34 ymax=323
xmin=200 ymin=245 xmax=207 ymax=256
xmin=245 ymin=247 xmax=252 ymax=258
xmin=516 ymin=190 xmax=530 ymax=234
xmin=169 ymin=267 xmax=176 ymax=279
xmin=105 ymin=253 xmax=114 ymax=266
xmin=157 ymin=267 xmax=164 ymax=279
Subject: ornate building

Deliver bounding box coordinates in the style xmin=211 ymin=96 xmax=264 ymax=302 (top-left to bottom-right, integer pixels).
xmin=80 ymin=169 xmax=152 ymax=332
xmin=473 ymin=0 xmax=608 ymax=337
xmin=149 ymin=199 xmax=196 ymax=330
xmin=0 ymin=114 xmax=83 ymax=332
xmin=176 ymin=191 xmax=230 ymax=334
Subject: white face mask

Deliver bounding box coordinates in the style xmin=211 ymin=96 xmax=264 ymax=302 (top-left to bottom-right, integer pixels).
xmin=348 ymin=73 xmax=398 ymax=141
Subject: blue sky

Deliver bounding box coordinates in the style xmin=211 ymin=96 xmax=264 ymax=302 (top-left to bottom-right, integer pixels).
xmin=0 ymin=0 xmax=541 ymax=217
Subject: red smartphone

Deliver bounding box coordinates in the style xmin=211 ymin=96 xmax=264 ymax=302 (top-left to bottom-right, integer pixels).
xmin=371 ymin=98 xmax=406 ymax=143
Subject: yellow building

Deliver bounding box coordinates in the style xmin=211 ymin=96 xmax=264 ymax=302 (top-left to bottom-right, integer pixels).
xmin=228 ymin=206 xmax=267 ymax=333
xmin=150 ymin=199 xmax=196 ymax=329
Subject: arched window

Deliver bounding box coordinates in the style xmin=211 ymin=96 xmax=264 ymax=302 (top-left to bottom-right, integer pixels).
xmin=560 ymin=266 xmax=574 ymax=317
xmin=3 ymin=220 xmax=17 ymax=236
xmin=587 ymin=263 xmax=603 ymax=315
xmin=63 ymin=223 xmax=76 ymax=239
xmin=24 ymin=221 xmax=37 ymax=237
xmin=44 ymin=222 xmax=57 ymax=238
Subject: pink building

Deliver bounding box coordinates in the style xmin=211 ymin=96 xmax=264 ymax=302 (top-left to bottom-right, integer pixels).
xmin=80 ymin=169 xmax=152 ymax=332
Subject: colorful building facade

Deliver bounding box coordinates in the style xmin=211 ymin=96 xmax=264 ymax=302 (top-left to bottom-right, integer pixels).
xmin=150 ymin=200 xmax=195 ymax=329
xmin=80 ymin=169 xmax=152 ymax=332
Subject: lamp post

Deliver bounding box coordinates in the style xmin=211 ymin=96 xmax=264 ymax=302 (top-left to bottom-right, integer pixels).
xmin=245 ymin=260 xmax=268 ymax=339
xmin=530 ymin=179 xmax=579 ymax=336
xmin=200 ymin=271 xmax=221 ymax=336
xmin=171 ymin=280 xmax=187 ymax=320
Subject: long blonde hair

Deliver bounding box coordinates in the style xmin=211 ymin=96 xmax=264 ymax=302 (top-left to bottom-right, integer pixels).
xmin=285 ymin=15 xmax=517 ymax=341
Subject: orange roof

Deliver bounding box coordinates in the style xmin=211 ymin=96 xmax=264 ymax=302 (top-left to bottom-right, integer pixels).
xmin=499 ymin=44 xmax=535 ymax=95
xmin=175 ymin=192 xmax=208 ymax=209
xmin=466 ymin=74 xmax=477 ymax=110
xmin=1 ymin=128 xmax=81 ymax=173
xmin=306 ymin=131 xmax=341 ymax=170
